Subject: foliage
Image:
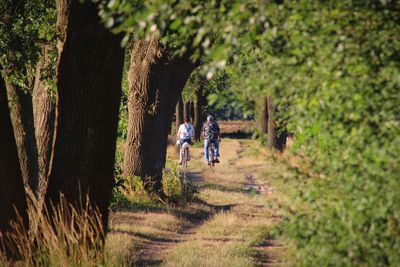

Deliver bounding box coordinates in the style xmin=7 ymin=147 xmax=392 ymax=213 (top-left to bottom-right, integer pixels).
xmin=105 ymin=0 xmax=400 ymax=265
xmin=0 ymin=0 xmax=56 ymax=87
xmin=259 ymin=2 xmax=400 ymax=266
xmin=163 ymin=161 xmax=197 ymax=204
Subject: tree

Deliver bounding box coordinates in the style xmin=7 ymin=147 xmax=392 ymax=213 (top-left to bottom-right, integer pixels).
xmin=266 ymin=96 xmax=276 ymax=150
xmin=6 ymin=81 xmax=39 ymax=193
xmin=32 ymin=45 xmax=55 ymax=198
xmin=44 ymin=0 xmax=124 ymax=232
xmin=183 ymin=101 xmax=191 ymax=121
xmin=175 ymin=96 xmax=183 ymax=131
xmin=193 ymin=86 xmax=205 ymax=141
xmin=260 ymin=96 xmax=268 ymax=134
xmin=123 ymin=38 xmax=197 ymax=195
xmin=0 ymin=76 xmax=28 ymax=259
xmin=0 ymin=0 xmax=57 ymax=197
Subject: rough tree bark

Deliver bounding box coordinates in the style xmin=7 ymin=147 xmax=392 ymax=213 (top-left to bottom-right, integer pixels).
xmin=32 ymin=45 xmax=55 ymax=199
xmin=0 ymin=76 xmax=28 ymax=258
xmin=260 ymin=96 xmax=268 ymax=134
xmin=5 ymin=81 xmax=39 ymax=194
xmin=193 ymin=87 xmax=204 ymax=141
xmin=123 ymin=38 xmax=197 ymax=195
xmin=44 ymin=0 xmax=124 ymax=232
xmin=175 ymin=96 xmax=183 ymax=131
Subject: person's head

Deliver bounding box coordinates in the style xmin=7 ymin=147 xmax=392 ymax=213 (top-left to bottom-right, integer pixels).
xmin=184 ymin=117 xmax=190 ymax=124
xmin=207 ymin=115 xmax=214 ymax=122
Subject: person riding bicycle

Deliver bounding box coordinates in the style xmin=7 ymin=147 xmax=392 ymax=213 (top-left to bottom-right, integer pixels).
xmin=177 ymin=117 xmax=194 ymax=165
xmin=203 ymin=115 xmax=221 ymax=164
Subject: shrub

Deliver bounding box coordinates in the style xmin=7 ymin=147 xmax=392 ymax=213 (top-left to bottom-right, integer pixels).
xmin=163 ymin=162 xmax=197 ymax=204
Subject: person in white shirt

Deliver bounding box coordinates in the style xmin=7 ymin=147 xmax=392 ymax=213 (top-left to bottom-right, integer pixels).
xmin=176 ymin=117 xmax=194 ymax=164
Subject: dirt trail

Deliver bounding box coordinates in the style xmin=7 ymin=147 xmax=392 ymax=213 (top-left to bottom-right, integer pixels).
xmin=107 ymin=138 xmax=288 ymax=266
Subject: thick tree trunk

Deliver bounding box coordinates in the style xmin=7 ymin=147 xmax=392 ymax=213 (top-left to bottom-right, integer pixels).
xmin=260 ymin=96 xmax=268 ymax=134
xmin=44 ymin=0 xmax=124 ymax=233
xmin=175 ymin=96 xmax=183 ymax=131
xmin=123 ymin=39 xmax=197 ymax=195
xmin=32 ymin=45 xmax=56 ymax=199
xmin=193 ymin=87 xmax=203 ymax=141
xmin=0 ymin=76 xmax=28 ymax=258
xmin=6 ymin=81 xmax=39 ymax=194
xmin=267 ymin=96 xmax=276 ymax=149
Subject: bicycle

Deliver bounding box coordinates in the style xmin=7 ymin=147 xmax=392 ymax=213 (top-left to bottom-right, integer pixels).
xmin=180 ymin=141 xmax=191 ymax=170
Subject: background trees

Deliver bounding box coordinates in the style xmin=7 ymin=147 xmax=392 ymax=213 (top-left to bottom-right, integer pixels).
xmin=0 ymin=0 xmax=56 ymax=196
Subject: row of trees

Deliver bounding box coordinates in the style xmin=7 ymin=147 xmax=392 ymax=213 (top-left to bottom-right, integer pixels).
xmin=2 ymin=0 xmax=398 ymax=266
xmin=1 ymin=0 xmax=125 ymax=257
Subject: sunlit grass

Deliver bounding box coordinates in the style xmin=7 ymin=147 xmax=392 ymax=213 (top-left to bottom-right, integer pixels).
xmin=164 ymin=241 xmax=255 ymax=267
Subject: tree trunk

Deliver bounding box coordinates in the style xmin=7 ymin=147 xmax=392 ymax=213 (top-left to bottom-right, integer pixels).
xmin=193 ymin=87 xmax=203 ymax=141
xmin=123 ymin=39 xmax=197 ymax=195
xmin=266 ymin=96 xmax=287 ymax=151
xmin=32 ymin=45 xmax=56 ymax=199
xmin=190 ymin=101 xmax=195 ymax=122
xmin=6 ymin=81 xmax=39 ymax=194
xmin=175 ymin=96 xmax=183 ymax=131
xmin=276 ymin=128 xmax=288 ymax=151
xmin=183 ymin=101 xmax=191 ymax=121
xmin=0 ymin=76 xmax=28 ymax=259
xmin=44 ymin=0 xmax=124 ymax=233
xmin=260 ymin=96 xmax=268 ymax=134
xmin=267 ymin=96 xmax=276 ymax=149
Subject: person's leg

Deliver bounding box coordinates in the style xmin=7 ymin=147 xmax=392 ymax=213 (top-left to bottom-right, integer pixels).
xmin=179 ymin=140 xmax=183 ymax=164
xmin=179 ymin=147 xmax=183 ymax=163
xmin=214 ymin=140 xmax=220 ymax=158
xmin=204 ymin=139 xmax=209 ymax=162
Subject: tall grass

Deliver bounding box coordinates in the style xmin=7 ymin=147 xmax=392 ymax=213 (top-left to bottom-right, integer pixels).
xmin=0 ymin=194 xmax=109 ymax=266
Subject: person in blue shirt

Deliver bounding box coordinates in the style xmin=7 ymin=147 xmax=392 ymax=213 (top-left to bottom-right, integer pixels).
xmin=202 ymin=115 xmax=221 ymax=164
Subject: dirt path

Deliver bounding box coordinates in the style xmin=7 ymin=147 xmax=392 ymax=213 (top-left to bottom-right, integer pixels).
xmin=106 ymin=138 xmax=289 ymax=266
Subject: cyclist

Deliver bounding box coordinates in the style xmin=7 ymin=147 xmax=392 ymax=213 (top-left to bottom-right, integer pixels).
xmin=177 ymin=117 xmax=194 ymax=165
xmin=203 ymin=115 xmax=221 ymax=164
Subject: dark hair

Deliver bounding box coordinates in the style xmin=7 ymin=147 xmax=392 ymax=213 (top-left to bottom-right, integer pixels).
xmin=184 ymin=117 xmax=189 ymax=123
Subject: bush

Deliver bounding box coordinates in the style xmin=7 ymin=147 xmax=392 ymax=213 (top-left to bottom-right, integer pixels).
xmin=163 ymin=162 xmax=197 ymax=204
